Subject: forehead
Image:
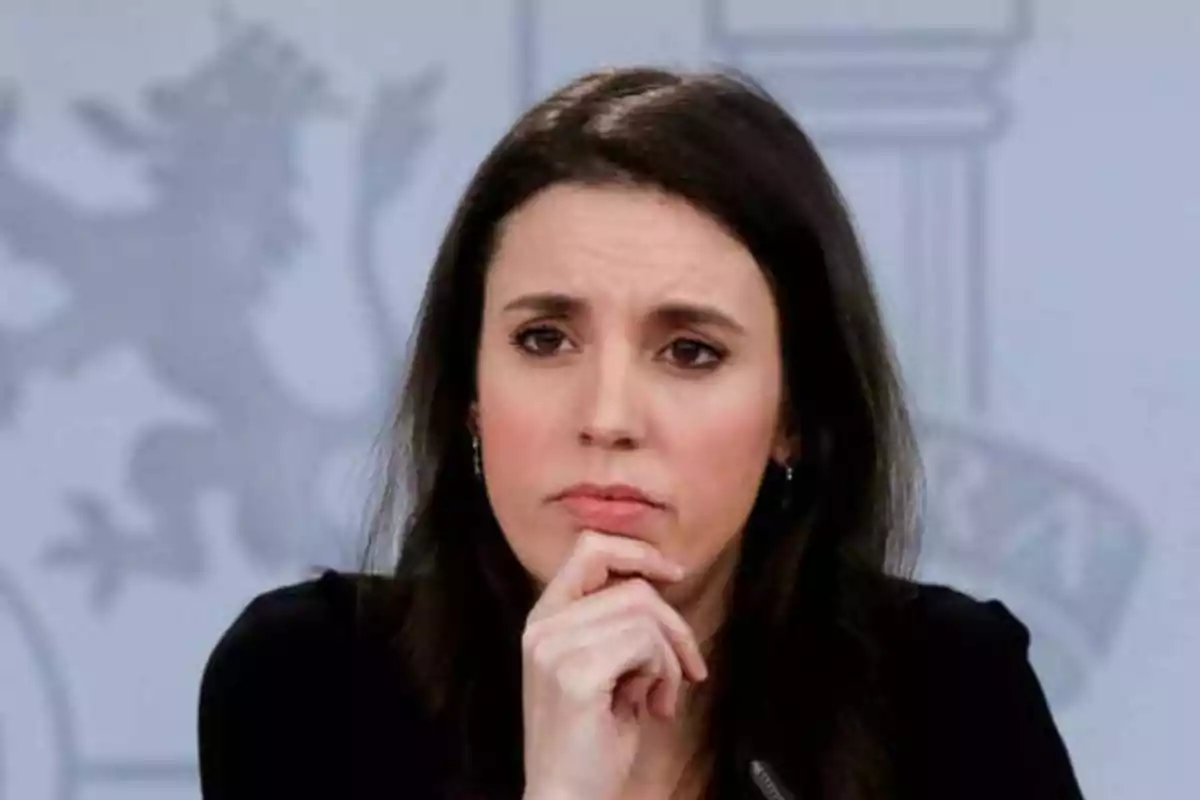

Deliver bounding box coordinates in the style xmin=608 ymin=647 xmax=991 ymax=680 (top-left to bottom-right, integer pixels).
xmin=486 ymin=183 xmax=774 ymax=314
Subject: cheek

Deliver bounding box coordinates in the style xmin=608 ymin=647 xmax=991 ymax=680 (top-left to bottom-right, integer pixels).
xmin=669 ymin=388 xmax=779 ymax=556
xmin=475 ymin=356 xmax=571 ymax=582
xmin=476 ymin=340 xmax=560 ymax=455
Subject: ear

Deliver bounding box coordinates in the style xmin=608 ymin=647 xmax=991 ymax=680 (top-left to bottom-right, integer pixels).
xmin=466 ymin=402 xmax=479 ymax=435
xmin=773 ymin=390 xmax=800 ymax=465
xmin=771 ymin=425 xmax=800 ymax=466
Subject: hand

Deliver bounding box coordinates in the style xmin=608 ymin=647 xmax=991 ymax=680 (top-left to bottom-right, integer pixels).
xmin=520 ymin=531 xmax=709 ymax=800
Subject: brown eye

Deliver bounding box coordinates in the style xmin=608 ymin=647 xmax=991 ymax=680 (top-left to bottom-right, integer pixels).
xmin=665 ymin=338 xmax=724 ymax=369
xmin=513 ymin=326 xmax=568 ymax=356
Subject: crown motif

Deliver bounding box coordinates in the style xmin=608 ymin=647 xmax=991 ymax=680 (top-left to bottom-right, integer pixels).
xmin=918 ymin=419 xmax=1147 ymax=702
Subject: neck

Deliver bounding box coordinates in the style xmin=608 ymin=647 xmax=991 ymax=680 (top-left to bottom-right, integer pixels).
xmin=665 ymin=536 xmax=741 ymax=653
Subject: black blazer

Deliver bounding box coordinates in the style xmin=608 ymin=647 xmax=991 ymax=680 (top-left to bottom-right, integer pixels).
xmin=197 ymin=570 xmax=1085 ymax=799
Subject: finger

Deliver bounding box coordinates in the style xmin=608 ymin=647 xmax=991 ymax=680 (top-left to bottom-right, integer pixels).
xmin=528 ymin=614 xmax=664 ymax=683
xmin=614 ymin=673 xmax=656 ymax=718
xmin=648 ymin=637 xmax=682 ymax=719
xmin=532 ymin=531 xmax=685 ymax=618
xmin=646 ymin=676 xmax=678 ymax=720
xmin=614 ymin=633 xmax=682 ymax=722
xmin=528 ymin=577 xmax=708 ymax=684
xmin=541 ymin=617 xmax=677 ymax=712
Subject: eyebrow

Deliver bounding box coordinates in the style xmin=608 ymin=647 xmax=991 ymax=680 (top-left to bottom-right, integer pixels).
xmin=502 ymin=292 xmax=582 ymax=317
xmin=501 ymin=292 xmax=746 ymax=335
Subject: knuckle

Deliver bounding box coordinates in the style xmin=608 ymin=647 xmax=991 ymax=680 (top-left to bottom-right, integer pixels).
xmin=633 ymin=578 xmax=662 ymax=604
xmin=631 ymin=618 xmax=656 ymax=648
xmin=623 ymin=577 xmax=657 ymax=604
xmin=556 ymin=663 xmax=599 ymax=704
xmin=635 ymin=620 xmax=665 ymax=664
xmin=520 ymin=620 xmax=545 ymax=651
xmin=525 ymin=640 xmax=558 ymax=674
xmin=521 ymin=624 xmax=558 ymax=671
xmin=530 ymin=643 xmax=557 ymax=674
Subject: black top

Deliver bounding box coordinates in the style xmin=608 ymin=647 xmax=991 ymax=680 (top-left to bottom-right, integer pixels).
xmin=197 ymin=570 xmax=1085 ymax=799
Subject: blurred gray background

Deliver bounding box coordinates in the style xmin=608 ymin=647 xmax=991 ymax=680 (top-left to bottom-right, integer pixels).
xmin=0 ymin=1 xmax=1196 ymax=798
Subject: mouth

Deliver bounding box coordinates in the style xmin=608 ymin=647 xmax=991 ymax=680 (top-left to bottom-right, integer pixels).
xmin=551 ymin=483 xmax=666 ymax=536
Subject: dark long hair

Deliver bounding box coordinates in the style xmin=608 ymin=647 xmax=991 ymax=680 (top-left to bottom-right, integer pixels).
xmin=365 ymin=67 xmax=922 ymax=800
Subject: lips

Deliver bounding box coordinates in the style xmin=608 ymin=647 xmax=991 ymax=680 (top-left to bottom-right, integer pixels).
xmin=553 ymin=483 xmax=665 ymax=536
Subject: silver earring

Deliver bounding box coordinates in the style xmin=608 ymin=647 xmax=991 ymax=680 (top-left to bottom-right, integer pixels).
xmin=472 ymin=434 xmax=482 ymax=478
xmin=780 ymin=460 xmax=794 ymax=511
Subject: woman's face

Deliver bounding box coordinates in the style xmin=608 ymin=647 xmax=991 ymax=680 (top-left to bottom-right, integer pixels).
xmin=475 ymin=183 xmax=790 ymax=603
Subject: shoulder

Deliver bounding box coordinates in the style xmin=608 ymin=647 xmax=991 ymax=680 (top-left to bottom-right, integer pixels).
xmin=899 ymin=581 xmax=1031 ymax=656
xmin=198 ymin=570 xmax=397 ymax=723
xmin=200 ymin=570 xmax=389 ymax=690
xmin=887 ymin=580 xmax=1043 ymax=726
xmin=889 ymin=582 xmax=1085 ymax=799
xmin=198 ymin=570 xmax=440 ymax=796
xmin=891 ymin=580 xmax=1043 ymax=713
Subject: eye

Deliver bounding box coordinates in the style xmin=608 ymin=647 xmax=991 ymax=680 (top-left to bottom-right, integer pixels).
xmin=663 ymin=338 xmax=725 ymax=370
xmin=512 ymin=325 xmax=572 ymax=356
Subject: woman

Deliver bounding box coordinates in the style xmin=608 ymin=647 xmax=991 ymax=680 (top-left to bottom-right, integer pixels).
xmin=198 ymin=68 xmax=1085 ymax=799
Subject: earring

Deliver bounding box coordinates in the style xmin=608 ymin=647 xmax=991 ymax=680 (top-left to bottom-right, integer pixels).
xmin=780 ymin=460 xmax=794 ymax=511
xmin=472 ymin=434 xmax=482 ymax=478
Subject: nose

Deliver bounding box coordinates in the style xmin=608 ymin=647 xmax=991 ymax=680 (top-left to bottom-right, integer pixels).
xmin=578 ymin=347 xmax=643 ymax=451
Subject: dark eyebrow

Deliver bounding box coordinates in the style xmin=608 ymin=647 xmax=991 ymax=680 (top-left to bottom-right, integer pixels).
xmin=501 ymin=292 xmax=583 ymax=316
xmin=653 ymin=302 xmax=746 ymax=336
xmin=501 ymin=292 xmax=746 ymax=336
